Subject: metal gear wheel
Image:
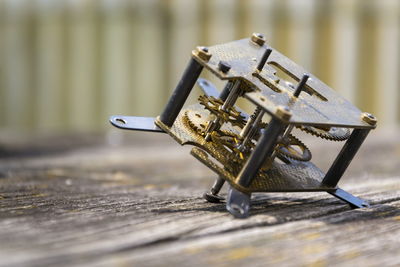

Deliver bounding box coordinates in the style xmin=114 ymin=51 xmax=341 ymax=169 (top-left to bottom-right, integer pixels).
xmin=198 ymin=95 xmax=246 ymax=127
xmin=276 ymin=134 xmax=312 ymax=162
xmin=297 ymin=125 xmax=351 ymax=141
xmin=183 ymin=110 xmax=210 ymax=135
xmin=210 ymin=126 xmax=312 ymax=163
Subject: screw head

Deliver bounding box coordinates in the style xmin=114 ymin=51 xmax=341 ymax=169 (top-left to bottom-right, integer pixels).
xmin=251 ymin=32 xmax=266 ymax=46
xmin=361 ymin=112 xmax=377 ymax=126
xmin=218 ymin=61 xmax=231 ymax=73
xmin=195 ymin=46 xmax=212 ymax=62
xmin=276 ymin=106 xmax=292 ymax=121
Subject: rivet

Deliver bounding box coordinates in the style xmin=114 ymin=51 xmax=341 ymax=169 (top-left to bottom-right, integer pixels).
xmin=251 ymin=32 xmax=266 ymax=46
xmin=361 ymin=112 xmax=377 ymax=126
xmin=276 ymin=106 xmax=292 ymax=121
xmin=195 ymin=46 xmax=212 ymax=62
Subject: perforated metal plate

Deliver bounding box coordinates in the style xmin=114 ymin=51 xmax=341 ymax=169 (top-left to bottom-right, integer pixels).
xmin=192 ymin=38 xmax=374 ymax=129
xmin=155 ymin=105 xmax=331 ymax=193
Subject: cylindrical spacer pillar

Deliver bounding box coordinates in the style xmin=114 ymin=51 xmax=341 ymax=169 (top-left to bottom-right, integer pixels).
xmin=322 ymin=129 xmax=370 ymax=187
xmin=236 ymin=117 xmax=286 ymax=187
xmin=159 ymin=58 xmax=203 ymax=127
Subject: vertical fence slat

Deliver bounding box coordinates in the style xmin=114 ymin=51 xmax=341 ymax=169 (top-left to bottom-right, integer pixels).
xmin=167 ymin=0 xmax=201 ymax=103
xmin=66 ymin=0 xmax=98 ymax=131
xmin=376 ymin=0 xmax=399 ymax=126
xmin=130 ymin=0 xmax=165 ymax=116
xmin=206 ymin=0 xmax=237 ymax=44
xmin=0 ymin=0 xmax=398 ymax=132
xmin=35 ymin=0 xmax=68 ymax=131
xmin=0 ymin=1 xmax=5 ymax=127
xmin=2 ymin=0 xmax=35 ymax=131
xmin=355 ymin=0 xmax=379 ymax=114
xmin=331 ymin=0 xmax=358 ymax=102
xmin=311 ymin=1 xmax=334 ymax=86
xmin=246 ymin=0 xmax=276 ymax=41
xmin=100 ymin=0 xmax=132 ymax=127
xmin=287 ymin=0 xmax=316 ymax=72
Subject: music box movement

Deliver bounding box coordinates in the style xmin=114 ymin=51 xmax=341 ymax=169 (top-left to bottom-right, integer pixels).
xmin=110 ymin=33 xmax=377 ymax=218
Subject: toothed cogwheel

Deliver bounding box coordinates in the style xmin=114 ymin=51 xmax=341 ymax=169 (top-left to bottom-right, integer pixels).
xmin=276 ymin=134 xmax=312 ymax=162
xmin=296 ymin=125 xmax=351 ymax=141
xmin=183 ymin=110 xmax=210 ymax=135
xmin=210 ymin=126 xmax=312 ymax=162
xmin=198 ymin=95 xmax=246 ymax=127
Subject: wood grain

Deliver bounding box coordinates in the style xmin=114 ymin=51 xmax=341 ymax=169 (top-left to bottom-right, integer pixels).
xmin=0 ymin=130 xmax=399 ymax=266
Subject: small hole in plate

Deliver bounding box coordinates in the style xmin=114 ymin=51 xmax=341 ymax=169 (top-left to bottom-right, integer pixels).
xmin=116 ymin=118 xmax=126 ymax=125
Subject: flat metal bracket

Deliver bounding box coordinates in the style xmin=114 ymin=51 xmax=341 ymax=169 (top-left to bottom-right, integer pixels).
xmin=226 ymin=186 xmax=251 ymax=218
xmin=328 ymin=188 xmax=370 ymax=208
xmin=109 ymin=116 xmax=164 ymax=133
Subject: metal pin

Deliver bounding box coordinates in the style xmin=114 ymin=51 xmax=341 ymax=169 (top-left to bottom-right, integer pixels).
xmin=256 ymin=48 xmax=272 ymax=72
xmin=293 ymin=74 xmax=309 ymax=98
xmin=218 ymin=61 xmax=231 ymax=73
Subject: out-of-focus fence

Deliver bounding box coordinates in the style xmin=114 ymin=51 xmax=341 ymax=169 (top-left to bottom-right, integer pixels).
xmin=0 ymin=0 xmax=399 ymax=132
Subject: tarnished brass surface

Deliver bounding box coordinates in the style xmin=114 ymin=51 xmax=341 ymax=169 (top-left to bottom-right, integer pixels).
xmin=155 ymin=104 xmax=328 ymax=193
xmin=192 ymin=38 xmax=375 ymax=129
xmin=111 ymin=34 xmax=377 ymax=216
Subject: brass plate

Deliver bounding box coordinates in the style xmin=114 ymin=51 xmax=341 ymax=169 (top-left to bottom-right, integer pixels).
xmin=192 ymin=38 xmax=373 ymax=129
xmin=155 ymin=104 xmax=331 ymax=193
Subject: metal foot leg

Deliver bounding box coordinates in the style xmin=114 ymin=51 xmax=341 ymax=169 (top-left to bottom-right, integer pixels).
xmin=226 ymin=186 xmax=251 ymax=218
xmin=328 ymin=188 xmax=370 ymax=209
xmin=203 ymin=177 xmax=225 ymax=203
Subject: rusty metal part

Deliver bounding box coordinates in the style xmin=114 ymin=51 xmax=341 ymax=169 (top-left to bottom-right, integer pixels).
xmin=297 ymin=125 xmax=351 ymax=141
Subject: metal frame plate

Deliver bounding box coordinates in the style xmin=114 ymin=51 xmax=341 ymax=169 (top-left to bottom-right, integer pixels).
xmin=192 ymin=38 xmax=374 ymax=129
xmin=155 ymin=105 xmax=331 ymax=194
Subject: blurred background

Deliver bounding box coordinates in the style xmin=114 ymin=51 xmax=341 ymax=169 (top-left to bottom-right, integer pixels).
xmin=0 ymin=0 xmax=399 ymax=134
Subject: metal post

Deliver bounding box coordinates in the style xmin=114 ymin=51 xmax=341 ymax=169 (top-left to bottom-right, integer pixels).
xmin=219 ymin=81 xmax=234 ymax=101
xmin=203 ymin=80 xmax=237 ymax=202
xmin=236 ymin=117 xmax=286 ymax=187
xmin=159 ymin=58 xmax=203 ymax=127
xmin=293 ymin=74 xmax=309 ymax=98
xmin=322 ymin=129 xmax=370 ymax=187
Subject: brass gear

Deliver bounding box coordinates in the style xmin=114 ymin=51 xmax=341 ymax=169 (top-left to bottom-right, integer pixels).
xmin=210 ymin=130 xmax=242 ymax=154
xmin=296 ymin=125 xmax=350 ymax=141
xmin=210 ymin=126 xmax=312 ymax=162
xmin=183 ymin=110 xmax=210 ymax=135
xmin=198 ymin=95 xmax=246 ymax=127
xmin=276 ymin=135 xmax=312 ymax=162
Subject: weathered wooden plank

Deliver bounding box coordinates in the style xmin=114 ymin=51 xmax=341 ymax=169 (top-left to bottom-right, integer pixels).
xmin=0 ymin=131 xmax=399 ymax=266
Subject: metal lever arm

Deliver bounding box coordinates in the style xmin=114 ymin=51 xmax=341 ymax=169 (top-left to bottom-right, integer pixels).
xmin=109 ymin=116 xmax=164 ymax=133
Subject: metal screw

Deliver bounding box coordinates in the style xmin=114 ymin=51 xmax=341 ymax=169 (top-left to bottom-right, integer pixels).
xmin=195 ymin=46 xmax=212 ymax=62
xmin=275 ymin=106 xmax=292 ymax=122
xmin=251 ymin=32 xmax=266 ymax=46
xmin=218 ymin=61 xmax=231 ymax=73
xmin=361 ymin=112 xmax=377 ymax=126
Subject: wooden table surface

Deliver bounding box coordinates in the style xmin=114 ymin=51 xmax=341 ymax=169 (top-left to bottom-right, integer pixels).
xmin=0 ymin=129 xmax=399 ymax=267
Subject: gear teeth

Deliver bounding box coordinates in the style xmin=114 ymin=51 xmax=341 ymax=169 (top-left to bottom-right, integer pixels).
xmin=296 ymin=125 xmax=351 ymax=141
xmin=198 ymin=95 xmax=246 ymax=128
xmin=183 ymin=110 xmax=206 ymax=136
xmin=276 ymin=134 xmax=312 ymax=162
